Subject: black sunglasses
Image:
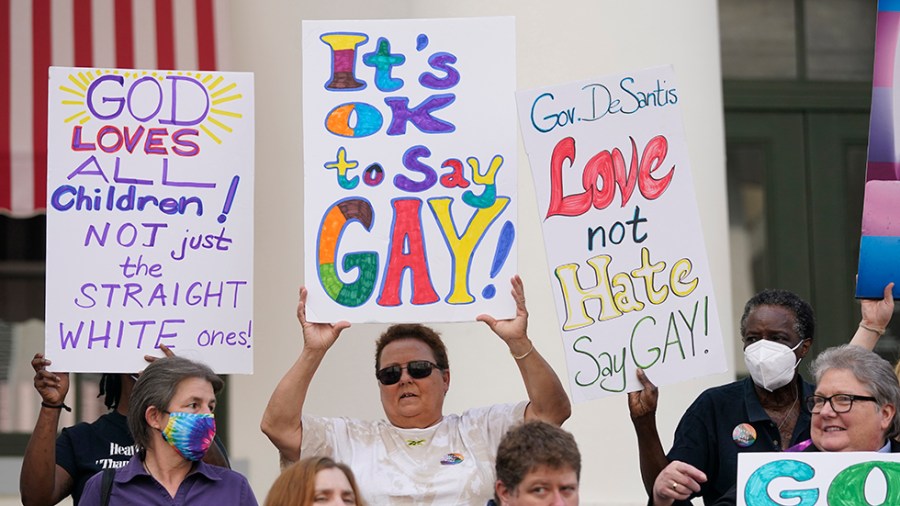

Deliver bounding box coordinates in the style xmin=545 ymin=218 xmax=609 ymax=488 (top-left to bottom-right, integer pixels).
xmin=376 ymin=360 xmax=440 ymax=385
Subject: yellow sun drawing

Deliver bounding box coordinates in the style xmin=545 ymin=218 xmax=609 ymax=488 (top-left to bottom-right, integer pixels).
xmin=59 ymin=69 xmax=244 ymax=144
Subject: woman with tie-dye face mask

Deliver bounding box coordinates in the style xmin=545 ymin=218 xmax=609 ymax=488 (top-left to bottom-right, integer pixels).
xmin=78 ymin=357 xmax=258 ymax=506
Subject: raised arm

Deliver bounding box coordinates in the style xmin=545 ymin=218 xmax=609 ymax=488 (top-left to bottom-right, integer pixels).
xmin=260 ymin=287 xmax=350 ymax=463
xmin=849 ymin=282 xmax=894 ymax=350
xmin=477 ymin=275 xmax=571 ymax=426
xmin=20 ymin=354 xmax=74 ymax=506
xmin=628 ymin=368 xmax=669 ymax=497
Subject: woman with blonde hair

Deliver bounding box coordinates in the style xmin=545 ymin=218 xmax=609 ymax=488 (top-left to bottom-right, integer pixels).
xmin=265 ymin=456 xmax=364 ymax=506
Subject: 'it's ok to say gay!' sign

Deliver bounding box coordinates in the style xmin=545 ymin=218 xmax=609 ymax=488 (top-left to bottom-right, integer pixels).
xmin=302 ymin=17 xmax=518 ymax=323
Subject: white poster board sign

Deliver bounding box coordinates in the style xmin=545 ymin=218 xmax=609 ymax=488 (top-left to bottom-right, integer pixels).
xmin=46 ymin=67 xmax=254 ymax=373
xmin=737 ymin=451 xmax=900 ymax=505
xmin=302 ymin=17 xmax=517 ymax=323
xmin=515 ymin=66 xmax=726 ymax=402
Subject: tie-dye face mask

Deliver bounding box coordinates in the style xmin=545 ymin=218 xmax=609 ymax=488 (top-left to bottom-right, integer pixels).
xmin=160 ymin=412 xmax=216 ymax=461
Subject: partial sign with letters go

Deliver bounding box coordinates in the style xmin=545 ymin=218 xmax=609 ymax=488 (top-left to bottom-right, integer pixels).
xmin=737 ymin=452 xmax=900 ymax=505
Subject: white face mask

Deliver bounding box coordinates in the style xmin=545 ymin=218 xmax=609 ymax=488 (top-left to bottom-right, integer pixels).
xmin=743 ymin=339 xmax=805 ymax=392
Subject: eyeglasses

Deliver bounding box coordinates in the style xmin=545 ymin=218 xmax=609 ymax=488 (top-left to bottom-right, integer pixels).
xmin=376 ymin=360 xmax=440 ymax=385
xmin=805 ymin=394 xmax=878 ymax=414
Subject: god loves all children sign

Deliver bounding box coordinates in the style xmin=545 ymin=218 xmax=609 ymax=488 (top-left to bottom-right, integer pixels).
xmin=45 ymin=67 xmax=254 ymax=374
xmin=516 ymin=66 xmax=726 ymax=402
xmin=302 ymin=17 xmax=518 ymax=323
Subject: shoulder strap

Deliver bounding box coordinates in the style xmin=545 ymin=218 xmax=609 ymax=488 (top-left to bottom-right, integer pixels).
xmin=100 ymin=468 xmax=115 ymax=506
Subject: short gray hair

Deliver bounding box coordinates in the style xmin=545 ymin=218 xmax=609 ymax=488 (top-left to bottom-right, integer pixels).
xmin=128 ymin=356 xmax=223 ymax=451
xmin=811 ymin=345 xmax=900 ymax=439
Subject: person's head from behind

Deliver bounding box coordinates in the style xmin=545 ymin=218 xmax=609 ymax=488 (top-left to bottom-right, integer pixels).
xmin=374 ymin=323 xmax=450 ymax=429
xmin=494 ymin=420 xmax=581 ymax=506
xmin=740 ymin=289 xmax=815 ymax=391
xmin=128 ymin=356 xmax=223 ymax=461
xmin=809 ymin=345 xmax=900 ymax=452
xmin=264 ymin=456 xmax=364 ymax=506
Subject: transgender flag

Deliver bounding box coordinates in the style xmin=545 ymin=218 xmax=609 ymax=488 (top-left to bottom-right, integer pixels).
xmin=858 ymin=0 xmax=900 ymax=298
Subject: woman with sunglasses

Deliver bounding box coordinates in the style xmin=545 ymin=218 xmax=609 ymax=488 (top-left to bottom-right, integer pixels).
xmin=261 ymin=275 xmax=571 ymax=505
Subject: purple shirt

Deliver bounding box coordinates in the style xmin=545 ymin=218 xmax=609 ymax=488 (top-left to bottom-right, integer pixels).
xmin=79 ymin=454 xmax=258 ymax=506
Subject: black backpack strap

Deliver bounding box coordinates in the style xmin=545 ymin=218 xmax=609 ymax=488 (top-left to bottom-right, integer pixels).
xmin=100 ymin=468 xmax=115 ymax=506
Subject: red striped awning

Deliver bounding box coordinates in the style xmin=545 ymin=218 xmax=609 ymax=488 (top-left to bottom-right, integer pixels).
xmin=0 ymin=0 xmax=229 ymax=217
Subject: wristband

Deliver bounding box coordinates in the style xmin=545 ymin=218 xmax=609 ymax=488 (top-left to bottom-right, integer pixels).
xmin=511 ymin=342 xmax=535 ymax=360
xmin=859 ymin=323 xmax=886 ymax=336
xmin=41 ymin=401 xmax=72 ymax=412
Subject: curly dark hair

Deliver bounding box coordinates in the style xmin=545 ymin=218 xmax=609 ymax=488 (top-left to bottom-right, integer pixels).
xmin=739 ymin=289 xmax=815 ymax=341
xmin=495 ymin=420 xmax=581 ymax=501
xmin=98 ymin=374 xmax=122 ymax=409
xmin=374 ymin=323 xmax=449 ymax=370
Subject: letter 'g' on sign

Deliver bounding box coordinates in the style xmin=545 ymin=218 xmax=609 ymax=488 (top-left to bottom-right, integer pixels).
xmin=745 ymin=460 xmax=818 ymax=506
xmin=317 ymin=198 xmax=378 ymax=307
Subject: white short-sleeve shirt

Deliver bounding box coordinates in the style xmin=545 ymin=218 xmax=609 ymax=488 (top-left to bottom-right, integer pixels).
xmin=300 ymin=401 xmax=528 ymax=505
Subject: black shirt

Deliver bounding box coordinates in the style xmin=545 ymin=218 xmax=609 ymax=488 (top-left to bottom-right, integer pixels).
xmin=56 ymin=411 xmax=136 ymax=505
xmin=666 ymin=376 xmax=814 ymax=505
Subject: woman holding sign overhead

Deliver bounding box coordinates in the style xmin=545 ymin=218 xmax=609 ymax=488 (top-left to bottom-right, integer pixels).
xmin=261 ymin=275 xmax=571 ymax=505
xmin=629 ymin=284 xmax=895 ymax=506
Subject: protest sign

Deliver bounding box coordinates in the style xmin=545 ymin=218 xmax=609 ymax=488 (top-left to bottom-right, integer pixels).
xmin=516 ymin=66 xmax=726 ymax=402
xmin=45 ymin=67 xmax=254 ymax=373
xmin=302 ymin=17 xmax=517 ymax=323
xmin=737 ymin=452 xmax=900 ymax=505
xmin=857 ymin=0 xmax=900 ymax=299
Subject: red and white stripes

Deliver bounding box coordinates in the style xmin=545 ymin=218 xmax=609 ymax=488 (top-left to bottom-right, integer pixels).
xmin=0 ymin=0 xmax=228 ymax=216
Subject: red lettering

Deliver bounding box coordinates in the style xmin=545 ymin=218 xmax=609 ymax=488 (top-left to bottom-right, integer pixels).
xmin=123 ymin=126 xmax=145 ymax=153
xmin=546 ymin=135 xmax=674 ymax=218
xmin=71 ymin=125 xmax=96 ymax=151
xmin=439 ymin=158 xmax=470 ymax=189
xmin=547 ymin=137 xmax=591 ymax=218
xmin=144 ymin=128 xmax=168 ymax=155
xmin=613 ymin=139 xmax=638 ymax=207
xmin=171 ymin=129 xmax=200 ymax=157
xmin=638 ymin=135 xmax=674 ymax=200
xmin=97 ymin=125 xmax=124 ymax=153
xmin=377 ymin=199 xmax=439 ymax=307
xmin=585 ymin=150 xmax=615 ymax=210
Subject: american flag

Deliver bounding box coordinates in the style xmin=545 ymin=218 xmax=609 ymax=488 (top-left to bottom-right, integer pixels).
xmin=0 ymin=0 xmax=229 ymax=217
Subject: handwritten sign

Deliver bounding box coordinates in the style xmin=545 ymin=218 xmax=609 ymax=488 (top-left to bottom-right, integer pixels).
xmin=302 ymin=18 xmax=517 ymax=323
xmin=45 ymin=67 xmax=254 ymax=373
xmin=515 ymin=66 xmax=725 ymax=402
xmin=737 ymin=452 xmax=900 ymax=505
xmin=857 ymin=0 xmax=900 ymax=298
